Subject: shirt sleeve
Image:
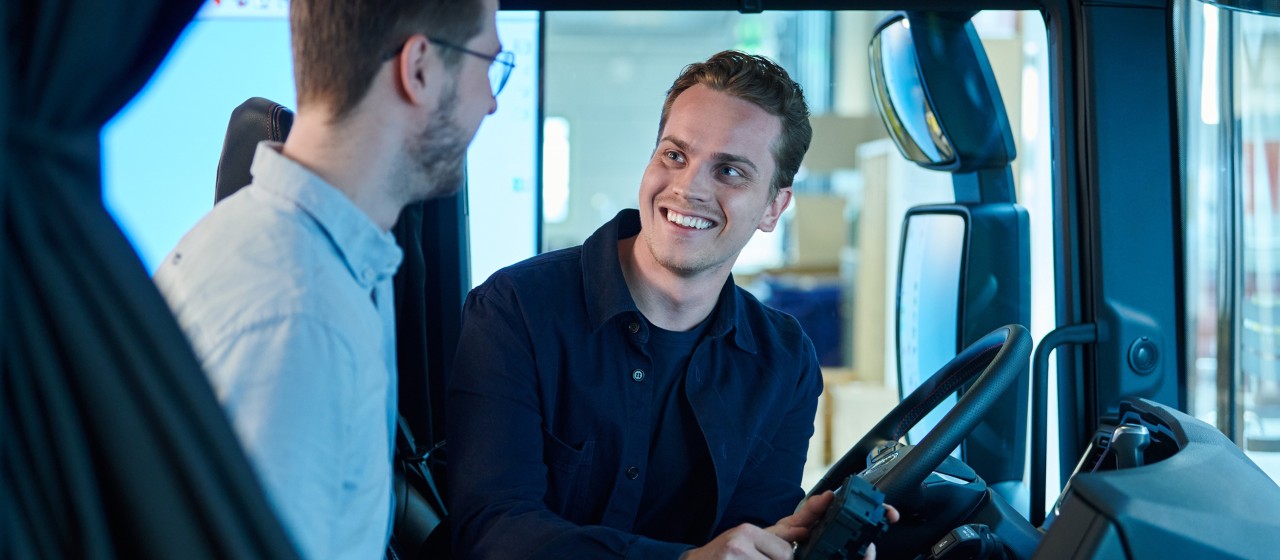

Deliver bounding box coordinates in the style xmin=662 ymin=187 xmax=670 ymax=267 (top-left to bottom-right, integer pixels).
xmin=447 ymin=282 xmax=693 ymax=560
xmin=201 ymin=314 xmax=359 ymax=560
xmin=715 ymin=332 xmax=824 ymax=532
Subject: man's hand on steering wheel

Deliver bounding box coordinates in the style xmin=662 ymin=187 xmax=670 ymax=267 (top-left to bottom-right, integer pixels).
xmin=769 ymin=492 xmax=900 ymax=560
xmin=678 ymin=494 xmax=898 ymax=560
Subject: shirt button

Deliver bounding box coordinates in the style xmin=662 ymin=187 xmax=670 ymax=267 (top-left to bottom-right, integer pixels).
xmin=626 ymin=466 xmax=640 ymax=480
xmin=627 ymin=322 xmax=640 ymax=334
xmin=631 ymin=369 xmax=645 ymax=382
xmin=362 ymin=269 xmax=376 ymax=283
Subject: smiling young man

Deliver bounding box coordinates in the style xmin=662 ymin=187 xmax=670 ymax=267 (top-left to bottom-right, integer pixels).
xmin=154 ymin=0 xmax=505 ymax=557
xmin=447 ymin=50 xmax=888 ymax=559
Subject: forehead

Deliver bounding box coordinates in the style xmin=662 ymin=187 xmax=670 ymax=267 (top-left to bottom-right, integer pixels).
xmin=661 ymin=84 xmax=782 ymax=167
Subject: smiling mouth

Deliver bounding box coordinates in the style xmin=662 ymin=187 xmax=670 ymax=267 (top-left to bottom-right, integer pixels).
xmin=666 ymin=209 xmax=714 ymax=230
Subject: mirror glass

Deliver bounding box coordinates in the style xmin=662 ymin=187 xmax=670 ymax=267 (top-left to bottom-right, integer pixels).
xmin=897 ymin=210 xmax=965 ymax=446
xmin=869 ymin=16 xmax=956 ymax=166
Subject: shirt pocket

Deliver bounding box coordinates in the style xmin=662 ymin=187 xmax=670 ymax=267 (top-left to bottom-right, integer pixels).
xmin=542 ymin=427 xmax=596 ymax=523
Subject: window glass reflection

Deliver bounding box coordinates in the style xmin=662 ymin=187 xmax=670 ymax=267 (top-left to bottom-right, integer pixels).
xmin=1181 ymin=0 xmax=1280 ymax=481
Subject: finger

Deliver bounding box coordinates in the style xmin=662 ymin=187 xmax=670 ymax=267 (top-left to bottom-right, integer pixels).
xmin=883 ymin=504 xmax=900 ymax=524
xmin=790 ymin=491 xmax=835 ymax=526
xmin=754 ymin=530 xmax=796 ymax=560
xmin=770 ymin=491 xmax=838 ymax=543
xmin=862 ymin=542 xmax=876 ymax=560
xmin=765 ymin=522 xmax=808 ymax=543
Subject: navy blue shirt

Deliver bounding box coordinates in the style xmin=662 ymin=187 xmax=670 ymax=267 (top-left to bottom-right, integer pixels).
xmin=447 ymin=209 xmax=824 ymax=559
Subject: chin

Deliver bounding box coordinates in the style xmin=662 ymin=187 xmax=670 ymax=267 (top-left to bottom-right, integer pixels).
xmin=412 ymin=142 xmax=467 ymax=197
xmin=402 ymin=163 xmax=462 ymax=203
xmin=653 ymin=252 xmax=717 ymax=277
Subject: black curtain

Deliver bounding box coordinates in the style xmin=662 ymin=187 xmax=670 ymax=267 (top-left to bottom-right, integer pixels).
xmin=2 ymin=1 xmax=298 ymax=557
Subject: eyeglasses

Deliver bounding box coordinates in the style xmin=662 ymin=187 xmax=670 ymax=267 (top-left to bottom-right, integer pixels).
xmin=382 ymin=38 xmax=516 ymax=97
xmin=428 ymin=38 xmax=516 ymax=97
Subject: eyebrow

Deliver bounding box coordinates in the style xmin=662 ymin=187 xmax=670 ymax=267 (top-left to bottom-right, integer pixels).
xmin=661 ymin=136 xmax=760 ymax=175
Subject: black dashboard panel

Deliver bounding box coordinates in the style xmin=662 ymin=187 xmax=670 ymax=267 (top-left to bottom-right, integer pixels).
xmin=1035 ymin=400 xmax=1280 ymax=559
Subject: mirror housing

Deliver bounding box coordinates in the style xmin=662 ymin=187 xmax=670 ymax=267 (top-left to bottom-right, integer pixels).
xmin=869 ymin=12 xmax=1015 ymax=174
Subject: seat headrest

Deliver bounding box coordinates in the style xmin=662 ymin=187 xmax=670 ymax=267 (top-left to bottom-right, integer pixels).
xmin=214 ymin=97 xmax=295 ymax=203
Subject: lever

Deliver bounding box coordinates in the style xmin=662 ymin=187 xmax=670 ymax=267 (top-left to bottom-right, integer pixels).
xmin=1109 ymin=424 xmax=1151 ymax=469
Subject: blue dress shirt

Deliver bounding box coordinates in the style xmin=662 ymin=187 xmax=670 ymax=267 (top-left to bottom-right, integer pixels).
xmin=154 ymin=142 xmax=402 ymax=559
xmin=447 ymin=209 xmax=823 ymax=559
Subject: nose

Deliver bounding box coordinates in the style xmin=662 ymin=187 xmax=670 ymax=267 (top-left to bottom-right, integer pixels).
xmin=671 ymin=167 xmax=712 ymax=202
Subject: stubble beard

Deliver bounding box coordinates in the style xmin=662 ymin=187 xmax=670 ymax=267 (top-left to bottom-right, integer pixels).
xmin=403 ymin=81 xmax=468 ymax=203
xmin=640 ymin=225 xmax=724 ymax=279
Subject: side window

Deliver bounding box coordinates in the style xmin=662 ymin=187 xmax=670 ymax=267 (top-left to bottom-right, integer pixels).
xmin=1181 ymin=0 xmax=1280 ymax=481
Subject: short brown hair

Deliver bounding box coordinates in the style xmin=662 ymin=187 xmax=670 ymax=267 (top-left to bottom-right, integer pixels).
xmin=291 ymin=0 xmax=485 ymax=121
xmin=658 ymin=50 xmax=812 ymax=196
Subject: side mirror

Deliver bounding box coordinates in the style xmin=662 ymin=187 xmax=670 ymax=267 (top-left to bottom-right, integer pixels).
xmin=869 ymin=12 xmax=1015 ymax=174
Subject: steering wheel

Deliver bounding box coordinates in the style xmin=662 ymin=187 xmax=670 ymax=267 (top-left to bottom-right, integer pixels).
xmin=807 ymin=324 xmax=1031 ymax=556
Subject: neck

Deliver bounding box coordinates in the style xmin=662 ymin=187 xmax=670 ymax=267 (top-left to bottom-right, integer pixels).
xmin=618 ymin=236 xmax=727 ymax=332
xmin=281 ymin=104 xmax=407 ymax=232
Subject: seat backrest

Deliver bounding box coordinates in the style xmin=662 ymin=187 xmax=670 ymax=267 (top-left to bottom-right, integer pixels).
xmin=215 ymin=97 xmax=295 ymax=203
xmin=213 ymin=97 xmax=452 ymax=558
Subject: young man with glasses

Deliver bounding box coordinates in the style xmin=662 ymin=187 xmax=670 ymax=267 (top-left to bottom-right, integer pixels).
xmin=154 ymin=0 xmax=506 ymax=557
xmin=447 ymin=50 xmax=895 ymax=559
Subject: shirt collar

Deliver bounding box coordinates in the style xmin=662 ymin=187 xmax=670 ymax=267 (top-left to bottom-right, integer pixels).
xmin=581 ymin=209 xmax=757 ymax=353
xmin=250 ymin=142 xmax=403 ymax=290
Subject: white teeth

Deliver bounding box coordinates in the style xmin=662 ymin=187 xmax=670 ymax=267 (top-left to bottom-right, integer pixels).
xmin=667 ymin=210 xmax=712 ymax=230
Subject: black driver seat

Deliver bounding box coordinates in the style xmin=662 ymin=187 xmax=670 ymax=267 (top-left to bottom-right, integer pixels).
xmin=214 ymin=97 xmax=294 ymax=204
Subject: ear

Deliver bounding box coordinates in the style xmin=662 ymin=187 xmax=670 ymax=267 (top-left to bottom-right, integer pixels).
xmin=394 ymin=34 xmax=438 ymax=107
xmin=757 ymin=186 xmax=792 ymax=232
